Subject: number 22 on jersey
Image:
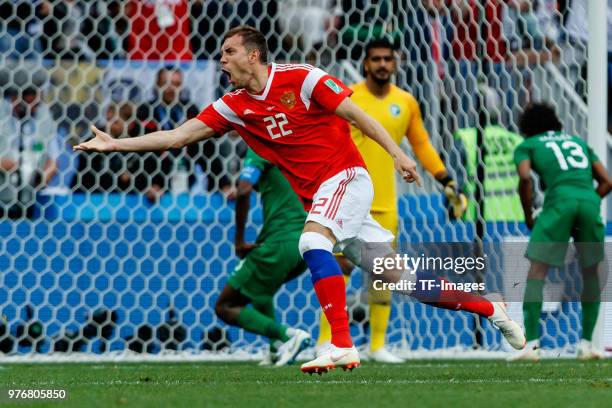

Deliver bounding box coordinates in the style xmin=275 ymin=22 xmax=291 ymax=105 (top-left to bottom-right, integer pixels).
xmin=263 ymin=113 xmax=292 ymax=139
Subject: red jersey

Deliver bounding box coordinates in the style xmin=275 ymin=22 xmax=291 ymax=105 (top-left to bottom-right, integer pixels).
xmin=197 ymin=63 xmax=366 ymax=209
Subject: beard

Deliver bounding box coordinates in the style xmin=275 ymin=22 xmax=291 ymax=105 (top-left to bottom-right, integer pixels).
xmin=371 ymin=71 xmax=391 ymax=86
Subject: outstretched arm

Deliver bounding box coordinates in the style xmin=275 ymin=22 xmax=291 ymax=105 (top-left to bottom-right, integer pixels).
xmin=335 ymin=97 xmax=421 ymax=186
xmin=516 ymin=160 xmax=534 ymax=229
xmin=403 ymin=97 xmax=467 ymax=218
xmin=592 ymin=161 xmax=612 ymax=198
xmin=73 ymin=118 xmax=216 ymax=153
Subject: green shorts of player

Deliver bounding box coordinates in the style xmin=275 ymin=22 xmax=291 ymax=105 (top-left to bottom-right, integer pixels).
xmin=527 ymin=199 xmax=605 ymax=268
xmin=228 ymin=238 xmax=307 ymax=305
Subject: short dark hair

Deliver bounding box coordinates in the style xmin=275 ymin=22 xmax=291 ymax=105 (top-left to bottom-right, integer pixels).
xmin=156 ymin=65 xmax=182 ymax=84
xmin=223 ymin=25 xmax=268 ymax=63
xmin=364 ymin=38 xmax=395 ymax=59
xmin=518 ymin=102 xmax=563 ymax=137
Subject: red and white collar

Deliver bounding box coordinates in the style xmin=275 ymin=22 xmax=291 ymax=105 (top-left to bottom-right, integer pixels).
xmin=247 ymin=63 xmax=276 ymax=101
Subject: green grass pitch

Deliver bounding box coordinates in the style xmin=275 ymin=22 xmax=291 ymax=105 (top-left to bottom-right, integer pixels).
xmin=1 ymin=360 xmax=610 ymax=407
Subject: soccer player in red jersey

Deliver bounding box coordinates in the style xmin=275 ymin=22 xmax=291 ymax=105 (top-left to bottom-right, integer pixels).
xmin=75 ymin=26 xmax=525 ymax=373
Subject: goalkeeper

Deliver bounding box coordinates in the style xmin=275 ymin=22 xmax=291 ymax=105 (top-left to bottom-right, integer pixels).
xmin=215 ymin=148 xmax=311 ymax=366
xmin=513 ymin=103 xmax=612 ymax=361
xmin=315 ymin=38 xmax=467 ymax=362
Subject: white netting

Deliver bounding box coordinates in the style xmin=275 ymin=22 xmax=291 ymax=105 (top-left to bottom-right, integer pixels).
xmin=0 ymin=0 xmax=610 ymax=359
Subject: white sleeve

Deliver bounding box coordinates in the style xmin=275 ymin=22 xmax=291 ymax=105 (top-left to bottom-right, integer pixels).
xmin=299 ymin=67 xmax=327 ymax=110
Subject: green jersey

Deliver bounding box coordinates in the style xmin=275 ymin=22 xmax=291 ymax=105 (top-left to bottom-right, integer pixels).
xmin=240 ymin=148 xmax=306 ymax=242
xmin=513 ymin=131 xmax=600 ymax=205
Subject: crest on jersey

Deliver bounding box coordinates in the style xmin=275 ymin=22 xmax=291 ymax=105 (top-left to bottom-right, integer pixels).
xmin=324 ymin=79 xmax=343 ymax=94
xmin=280 ymin=91 xmax=296 ymax=109
xmin=390 ymin=104 xmax=401 ymax=117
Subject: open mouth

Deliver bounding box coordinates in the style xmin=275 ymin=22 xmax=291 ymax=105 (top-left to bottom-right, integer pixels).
xmin=221 ymin=69 xmax=232 ymax=83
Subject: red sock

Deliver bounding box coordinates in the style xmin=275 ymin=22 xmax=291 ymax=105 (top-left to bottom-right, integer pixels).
xmin=313 ymin=275 xmax=352 ymax=348
xmin=434 ymin=279 xmax=494 ymax=317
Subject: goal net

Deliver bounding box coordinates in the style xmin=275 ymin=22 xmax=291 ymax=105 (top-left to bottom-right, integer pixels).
xmin=0 ymin=0 xmax=609 ymax=361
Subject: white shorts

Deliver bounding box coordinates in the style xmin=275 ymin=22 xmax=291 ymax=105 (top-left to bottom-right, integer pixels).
xmin=306 ymin=167 xmax=395 ymax=250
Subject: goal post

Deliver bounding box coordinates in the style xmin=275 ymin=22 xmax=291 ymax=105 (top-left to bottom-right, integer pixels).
xmin=587 ymin=0 xmax=610 ymax=355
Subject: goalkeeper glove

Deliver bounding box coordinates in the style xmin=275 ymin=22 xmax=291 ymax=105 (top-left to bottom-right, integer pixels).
xmin=441 ymin=178 xmax=468 ymax=220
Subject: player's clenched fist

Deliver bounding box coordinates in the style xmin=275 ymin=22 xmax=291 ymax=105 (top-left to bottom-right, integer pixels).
xmin=394 ymin=155 xmax=421 ymax=186
xmin=73 ymin=126 xmax=117 ymax=152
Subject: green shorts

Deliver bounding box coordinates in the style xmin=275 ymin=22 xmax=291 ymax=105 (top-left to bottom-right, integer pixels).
xmin=527 ymin=199 xmax=604 ymax=267
xmin=228 ymin=239 xmax=307 ymax=304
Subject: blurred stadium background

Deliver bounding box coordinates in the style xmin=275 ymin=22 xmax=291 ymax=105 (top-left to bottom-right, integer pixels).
xmin=0 ymin=0 xmax=610 ymax=361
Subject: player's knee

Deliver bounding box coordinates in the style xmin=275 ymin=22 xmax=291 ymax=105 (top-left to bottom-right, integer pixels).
xmin=298 ymin=231 xmax=334 ymax=257
xmin=341 ymin=238 xmax=363 ymax=266
xmin=299 ymin=232 xmax=343 ymax=284
xmin=343 ymin=239 xmax=394 ymax=274
xmin=528 ymin=261 xmax=548 ymax=280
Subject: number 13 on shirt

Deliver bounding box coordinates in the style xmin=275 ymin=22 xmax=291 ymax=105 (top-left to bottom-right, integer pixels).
xmin=545 ymin=140 xmax=589 ymax=170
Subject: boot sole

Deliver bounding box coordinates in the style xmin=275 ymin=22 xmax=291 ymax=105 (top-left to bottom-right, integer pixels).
xmin=301 ymin=361 xmax=360 ymax=375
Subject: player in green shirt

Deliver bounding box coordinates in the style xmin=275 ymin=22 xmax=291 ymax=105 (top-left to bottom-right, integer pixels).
xmin=513 ymin=103 xmax=612 ymax=360
xmin=215 ymin=148 xmax=312 ymax=366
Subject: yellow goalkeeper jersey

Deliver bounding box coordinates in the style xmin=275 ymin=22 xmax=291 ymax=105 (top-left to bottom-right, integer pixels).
xmin=350 ymin=81 xmax=446 ymax=212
